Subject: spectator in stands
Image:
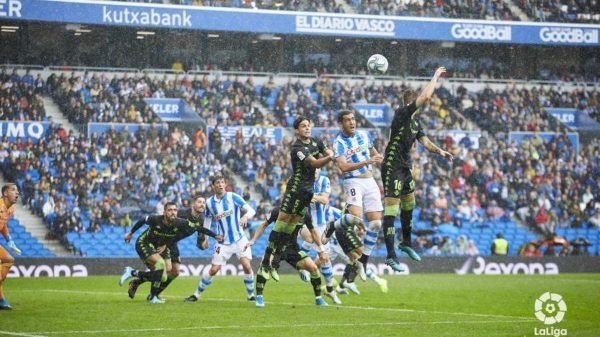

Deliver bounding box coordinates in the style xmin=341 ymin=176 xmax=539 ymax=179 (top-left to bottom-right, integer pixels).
xmin=455 ymin=235 xmax=468 ymax=255
xmin=486 ymin=200 xmax=505 ymax=222
xmin=21 ymin=174 xmax=35 ymax=208
xmin=491 ymin=233 xmax=509 ymax=255
xmin=466 ymin=239 xmax=480 ymax=256
xmin=590 ymin=207 xmax=600 ymax=228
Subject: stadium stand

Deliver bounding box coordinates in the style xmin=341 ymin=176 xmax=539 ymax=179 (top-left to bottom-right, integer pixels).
xmin=516 ymin=0 xmax=600 ymax=23
xmin=0 ymin=67 xmax=597 ymax=258
xmin=0 ymin=69 xmax=47 ymax=121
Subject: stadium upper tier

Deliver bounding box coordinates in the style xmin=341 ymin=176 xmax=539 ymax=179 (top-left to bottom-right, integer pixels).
xmin=111 ymin=0 xmax=599 ymax=23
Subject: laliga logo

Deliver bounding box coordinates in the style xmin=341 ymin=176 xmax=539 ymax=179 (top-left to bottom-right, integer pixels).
xmin=451 ymin=24 xmax=511 ymax=41
xmin=534 ymin=292 xmax=567 ymax=336
xmin=540 ymin=27 xmax=598 ymax=44
xmin=535 ymin=292 xmax=567 ymax=325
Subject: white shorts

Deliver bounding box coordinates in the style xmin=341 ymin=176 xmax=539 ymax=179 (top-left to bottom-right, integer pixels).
xmin=343 ymin=177 xmax=383 ymax=213
xmin=211 ymin=236 xmax=252 ymax=265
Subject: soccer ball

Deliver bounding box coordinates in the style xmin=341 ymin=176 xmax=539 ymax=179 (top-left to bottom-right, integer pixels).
xmin=367 ymin=54 xmax=388 ymax=75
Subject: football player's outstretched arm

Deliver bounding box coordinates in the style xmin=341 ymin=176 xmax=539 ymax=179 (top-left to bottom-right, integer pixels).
xmin=415 ymin=67 xmax=446 ymax=108
xmin=418 ymin=135 xmax=454 ymax=161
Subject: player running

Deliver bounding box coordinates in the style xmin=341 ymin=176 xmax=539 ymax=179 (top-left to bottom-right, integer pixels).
xmin=126 ymin=195 xmax=211 ymax=299
xmin=119 ymin=202 xmax=222 ymax=303
xmin=184 ymin=176 xmax=257 ymax=302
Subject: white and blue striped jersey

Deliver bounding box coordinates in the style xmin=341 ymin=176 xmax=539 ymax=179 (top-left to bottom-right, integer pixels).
xmin=310 ymin=175 xmax=331 ymax=226
xmin=204 ymin=192 xmax=248 ymax=245
xmin=326 ymin=206 xmax=342 ymax=223
xmin=333 ymin=130 xmax=373 ymax=179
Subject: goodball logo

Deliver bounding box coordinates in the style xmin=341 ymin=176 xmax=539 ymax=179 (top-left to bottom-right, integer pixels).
xmin=535 ymin=292 xmax=566 ymax=325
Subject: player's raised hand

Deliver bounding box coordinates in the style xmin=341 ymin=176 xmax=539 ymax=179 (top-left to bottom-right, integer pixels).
xmin=124 ymin=232 xmax=132 ymax=243
xmin=434 ymin=67 xmax=447 ymax=78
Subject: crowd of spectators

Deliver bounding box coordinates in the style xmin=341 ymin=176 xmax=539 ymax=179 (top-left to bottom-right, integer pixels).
xmin=351 ymin=0 xmax=517 ymax=21
xmin=155 ymin=0 xmax=599 ymax=24
xmin=48 ymin=71 xmax=162 ymax=129
xmin=217 ymin=75 xmax=599 ymax=255
xmin=122 ymin=0 xmax=343 ymax=13
xmin=0 ymin=117 xmax=235 ymax=251
xmin=0 ymin=69 xmax=47 ymax=121
xmin=518 ymin=0 xmax=600 ymax=23
xmin=1 ymin=69 xmax=598 ymax=256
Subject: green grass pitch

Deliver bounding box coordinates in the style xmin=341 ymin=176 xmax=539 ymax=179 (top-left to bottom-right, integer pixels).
xmin=2 ymin=274 xmax=599 ymax=337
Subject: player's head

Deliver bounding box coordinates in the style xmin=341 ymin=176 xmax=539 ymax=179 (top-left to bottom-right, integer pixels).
xmin=2 ymin=183 xmax=19 ymax=205
xmin=211 ymin=176 xmax=226 ymax=195
xmin=314 ymin=167 xmax=321 ymax=179
xmin=403 ymin=89 xmax=417 ymax=106
xmin=337 ymin=110 xmax=356 ymax=136
xmin=192 ymin=195 xmax=206 ymax=213
xmin=294 ymin=116 xmax=311 ymax=139
xmin=164 ymin=201 xmax=178 ymax=222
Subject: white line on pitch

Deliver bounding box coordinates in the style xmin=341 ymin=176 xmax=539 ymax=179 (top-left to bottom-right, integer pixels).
xmin=13 ymin=289 xmax=535 ymax=322
xmin=0 ymin=331 xmax=49 ymax=337
xmin=34 ymin=319 xmax=534 ymax=335
xmin=15 ymin=288 xmax=535 ymax=322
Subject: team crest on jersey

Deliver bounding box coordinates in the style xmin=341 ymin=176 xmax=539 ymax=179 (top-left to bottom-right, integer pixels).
xmin=297 ymin=151 xmax=306 ymax=160
xmin=410 ymin=119 xmax=420 ymax=135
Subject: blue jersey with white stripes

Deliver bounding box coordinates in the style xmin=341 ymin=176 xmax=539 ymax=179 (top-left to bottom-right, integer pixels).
xmin=326 ymin=206 xmax=342 ymax=222
xmin=310 ymin=175 xmax=331 ymax=226
xmin=333 ymin=130 xmax=373 ymax=179
xmin=204 ymin=192 xmax=247 ymax=245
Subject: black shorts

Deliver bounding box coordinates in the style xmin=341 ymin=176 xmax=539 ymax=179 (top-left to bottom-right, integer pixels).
xmin=382 ymin=166 xmax=415 ymax=198
xmin=281 ymin=243 xmax=310 ymax=268
xmin=335 ymin=227 xmax=363 ymax=255
xmin=280 ymin=190 xmax=313 ymax=217
xmin=135 ymin=237 xmax=171 ymax=268
xmin=169 ymin=243 xmax=181 ymax=264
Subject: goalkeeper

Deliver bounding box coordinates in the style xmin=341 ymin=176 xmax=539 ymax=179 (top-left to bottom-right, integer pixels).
xmin=0 ymin=183 xmax=22 ymax=310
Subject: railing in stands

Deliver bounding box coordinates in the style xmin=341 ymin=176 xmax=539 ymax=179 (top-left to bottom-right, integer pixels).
xmin=1 ymin=64 xmax=45 ymax=70
xmin=46 ymin=65 xmax=139 ymax=73
xmin=2 ymin=64 xmax=598 ymax=90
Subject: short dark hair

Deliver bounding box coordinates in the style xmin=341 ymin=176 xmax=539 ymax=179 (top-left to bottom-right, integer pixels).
xmin=211 ymin=175 xmax=225 ymax=185
xmin=192 ymin=195 xmax=205 ymax=202
xmin=337 ymin=110 xmax=354 ymax=124
xmin=293 ymin=116 xmax=310 ymax=130
xmin=2 ymin=183 xmax=16 ymax=195
xmin=164 ymin=201 xmax=177 ymax=211
xmin=403 ymin=89 xmax=417 ymax=105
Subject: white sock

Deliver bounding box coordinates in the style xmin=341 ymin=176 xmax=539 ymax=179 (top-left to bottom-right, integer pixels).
xmin=320 ymin=261 xmax=334 ymax=287
xmin=244 ymin=272 xmax=254 ymax=297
